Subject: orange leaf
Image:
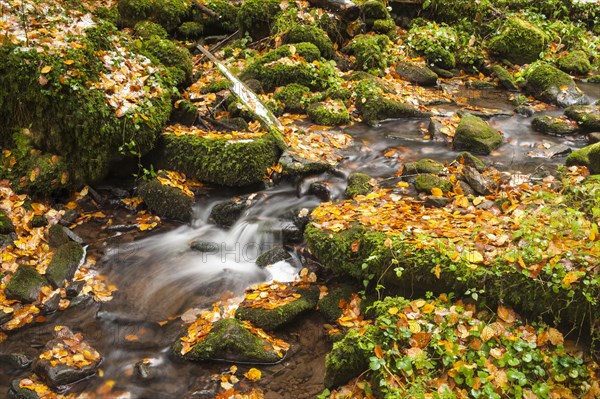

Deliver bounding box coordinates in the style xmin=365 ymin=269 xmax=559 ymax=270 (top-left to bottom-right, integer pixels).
xmin=374 ymin=345 xmax=384 ymax=359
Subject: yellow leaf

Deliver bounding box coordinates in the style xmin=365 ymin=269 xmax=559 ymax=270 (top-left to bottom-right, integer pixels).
xmin=244 ymin=368 xmax=262 ymax=381
xmin=431 ymin=187 xmax=443 ymax=196
xmin=374 ymin=345 xmax=384 ymax=359
xmin=547 ymin=327 xmax=564 ymax=346
xmin=462 ymin=250 xmax=484 ymax=264
xmin=41 ymin=66 xmax=52 ymax=74
xmin=388 ymin=307 xmax=399 ymax=315
xmin=396 ymin=181 xmax=409 ymax=188
xmin=562 ymin=271 xmax=582 ymax=287
xmin=433 ymin=264 xmax=442 ymax=279
xmin=64 ymin=59 xmax=74 ymax=65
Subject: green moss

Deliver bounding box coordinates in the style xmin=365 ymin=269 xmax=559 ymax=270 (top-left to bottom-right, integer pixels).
xmin=175 ymin=318 xmax=282 ymax=363
xmin=361 ymin=0 xmax=389 ymax=21
xmin=177 ymin=21 xmax=204 ymax=39
xmin=564 ymin=105 xmax=600 ymax=132
xmin=286 ymin=25 xmax=334 ymax=59
xmin=200 ymin=79 xmax=230 ymax=94
xmin=354 ymin=80 xmax=431 ymax=126
xmin=455 ymin=151 xmax=486 ymax=172
xmin=557 ymin=50 xmax=592 ymax=75
xmin=342 ymin=34 xmax=390 ymax=74
xmin=588 ymin=75 xmax=600 ymax=83
xmin=45 ymin=242 xmax=85 ymax=288
xmin=133 ymin=20 xmax=169 ymax=39
xmin=488 ymin=17 xmax=547 ymax=65
xmin=0 ymin=212 xmax=14 ymax=235
xmin=197 ymin=0 xmax=239 ymax=33
xmin=414 ymin=174 xmax=452 ymax=193
xmin=141 ymin=37 xmax=193 ymax=86
xmin=5 ymin=265 xmax=47 ymax=303
xmin=273 ymin=83 xmax=312 ymax=113
xmin=235 ymin=286 xmax=320 ymax=330
xmin=453 ymin=113 xmax=503 ymax=155
xmin=586 ymin=146 xmax=600 ymax=174
xmin=404 ymin=158 xmax=445 ymax=175
xmin=138 ymin=178 xmax=193 ymax=222
xmin=532 ymin=115 xmax=579 ymax=135
xmin=237 ymin=0 xmax=281 ymax=39
xmin=118 ymin=0 xmax=192 ymax=32
xmin=566 ymin=143 xmax=600 ymax=168
xmin=407 ymin=22 xmax=457 ymax=69
xmin=307 ymin=101 xmax=350 ymax=126
xmin=491 ymin=64 xmax=518 ymax=91
xmin=372 ymin=18 xmax=396 ymax=36
xmin=158 ymin=131 xmax=280 ymax=186
xmin=318 ymin=283 xmax=360 ymax=323
xmin=345 ymin=173 xmax=373 ymax=197
xmin=525 ymin=62 xmax=585 ymax=107
xmin=324 ymin=86 xmax=352 ymax=102
xmin=395 ymin=62 xmax=438 ymax=87
xmin=255 ymin=246 xmax=290 ymax=267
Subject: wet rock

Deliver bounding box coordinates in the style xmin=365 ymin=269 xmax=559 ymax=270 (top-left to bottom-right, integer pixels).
xmin=453 ymin=114 xmax=503 ymax=155
xmin=8 ymin=378 xmax=42 ymax=399
xmin=0 ymin=233 xmax=15 ymax=248
xmin=557 ymin=50 xmax=591 ymax=75
xmin=256 ymin=246 xmax=291 ymax=267
xmin=32 ymin=326 xmax=101 ymax=388
xmin=307 ymin=101 xmax=350 ymax=126
xmin=395 ymin=62 xmax=438 ymax=86
xmin=466 ymin=80 xmax=496 ymax=90
xmin=281 ymin=221 xmax=303 ymax=244
xmin=492 ymin=65 xmax=519 ymax=91
xmin=309 ymin=181 xmax=332 ymax=201
xmin=138 ymin=179 xmax=193 ymax=223
xmin=525 ymin=63 xmax=586 ymax=107
xmin=236 ymin=285 xmax=320 ymax=330
xmin=41 ymin=291 xmax=61 ymax=314
xmin=0 ymin=353 xmax=33 ymax=369
xmin=45 ymin=242 xmax=85 ymax=288
xmin=134 ymin=360 xmax=156 ymax=380
xmin=587 ymin=144 xmax=600 ymax=174
xmin=48 ymin=224 xmax=70 ymax=248
xmin=403 ymin=159 xmax=445 ymax=175
xmin=528 ymin=143 xmax=572 ymax=159
xmin=430 ymin=66 xmax=454 ymax=78
xmin=190 ymin=241 xmax=220 ymax=253
xmin=589 ymin=132 xmax=600 ymax=144
xmin=29 ymin=215 xmax=48 ymax=228
xmin=0 ymin=212 xmax=14 ymax=234
xmin=457 ymin=180 xmax=476 ymax=196
xmin=5 ymin=265 xmax=47 ymax=303
xmin=455 ymin=152 xmax=486 ymax=172
xmin=532 ymin=116 xmax=580 ymax=135
xmin=66 ymin=280 xmax=86 ymax=299
xmin=175 ymin=318 xmax=283 ymax=363
xmin=564 ymin=105 xmax=600 ymax=132
xmin=279 ymin=151 xmax=329 ymax=175
xmin=428 ymin=118 xmax=443 ymax=139
xmin=59 ymin=209 xmax=79 ymax=226
xmin=318 ymin=283 xmax=359 ymax=323
xmin=462 ymin=166 xmax=492 ymax=195
xmin=566 ymin=142 xmax=600 ymax=169
xmin=515 ymin=105 xmax=535 ymax=117
xmin=414 ymin=175 xmax=452 ymax=194
xmin=488 ymin=18 xmax=547 ymax=65
xmin=345 ymin=173 xmax=373 ymax=198
xmin=210 ymin=194 xmax=259 ymax=229
xmin=424 ymin=196 xmax=451 ymax=208
xmin=457 ymin=108 xmax=512 ymax=119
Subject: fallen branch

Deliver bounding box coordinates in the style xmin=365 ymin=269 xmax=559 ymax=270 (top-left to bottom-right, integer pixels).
xmin=307 ymin=0 xmax=360 ymax=20
xmin=192 ymin=0 xmax=218 ymax=19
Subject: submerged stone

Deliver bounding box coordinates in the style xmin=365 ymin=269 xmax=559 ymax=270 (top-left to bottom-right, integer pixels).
xmin=209 ymin=194 xmax=260 ymax=229
xmin=453 ymin=114 xmax=503 ymax=155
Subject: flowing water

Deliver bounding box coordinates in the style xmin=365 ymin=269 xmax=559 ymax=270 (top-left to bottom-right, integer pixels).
xmin=1 ymin=84 xmax=598 ymax=398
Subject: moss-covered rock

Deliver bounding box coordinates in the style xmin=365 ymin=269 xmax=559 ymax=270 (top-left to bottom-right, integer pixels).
xmin=138 ymin=178 xmax=194 ymax=222
xmin=118 ymin=0 xmax=192 ymax=32
xmin=525 ymin=62 xmax=586 ymax=107
xmin=237 ymin=0 xmax=281 ymax=39
xmin=0 ymin=212 xmax=14 ymax=235
xmin=324 ymin=85 xmax=352 ymax=102
xmin=48 ymin=225 xmax=70 ymax=248
xmin=273 ymin=84 xmax=312 ymax=113
xmin=5 ymin=265 xmax=47 ymax=303
xmin=407 ymin=22 xmax=457 ymax=69
xmin=286 ymin=25 xmax=334 ymax=59
xmin=345 ymin=173 xmax=374 ymax=198
xmin=317 ymin=283 xmax=360 ymax=323
xmin=395 ymin=62 xmax=438 ymax=86
xmin=414 ymin=174 xmax=452 ymax=194
xmin=557 ymin=50 xmax=592 ymax=75
xmin=566 ymin=142 xmax=600 ymax=168
xmin=175 ymin=318 xmax=283 ymax=363
xmin=141 ymin=36 xmax=193 ymax=86
xmin=403 ymin=158 xmax=445 ymax=175
xmin=307 ymin=100 xmax=350 ymax=126
xmin=45 ymin=242 xmax=85 ymax=288
xmin=532 ymin=115 xmax=580 ymax=135
xmin=133 ymin=20 xmax=169 ymax=39
xmin=354 ymin=79 xmax=431 ymax=126
xmin=235 ymin=285 xmax=320 ymax=330
xmin=588 ymin=144 xmax=600 ymax=174
xmin=453 ymin=113 xmax=503 ymax=154
xmin=491 ymin=65 xmax=519 ymax=91
xmin=564 ymin=105 xmax=600 ymax=132
xmin=342 ymin=34 xmax=390 ymax=74
xmin=488 ymin=18 xmax=547 ymax=65
xmin=157 ymin=130 xmax=281 ymax=186
xmin=455 ymin=151 xmax=486 ymax=172
xmin=196 ymin=0 xmax=239 ymax=33
xmin=209 ymin=194 xmax=261 ymax=228
xmin=279 ymin=151 xmax=330 ymax=175
xmin=177 ymin=21 xmax=204 ymax=39
xmin=255 ymin=246 xmax=290 ymax=267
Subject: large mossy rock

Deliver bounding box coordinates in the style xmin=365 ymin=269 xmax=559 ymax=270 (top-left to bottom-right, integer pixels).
xmin=345 ymin=173 xmax=373 ymax=198
xmin=395 ymin=62 xmax=438 ymax=86
xmin=566 ymin=142 xmax=600 ymax=170
xmin=532 ymin=115 xmax=580 ymax=135
xmin=273 ymin=83 xmax=312 ymax=113
xmin=557 ymin=50 xmax=592 ymax=75
xmin=525 ymin=63 xmax=586 ymax=107
xmin=564 ymin=105 xmax=600 ymax=132
xmin=237 ymin=0 xmax=281 ymax=40
xmin=157 ymin=129 xmax=281 ymax=187
xmin=488 ymin=18 xmax=547 ymax=65
xmin=491 ymin=65 xmax=519 ymax=91
xmin=342 ymin=34 xmax=391 ymax=74
xmin=140 ymin=36 xmax=193 ymax=86
xmin=235 ymin=285 xmax=320 ymax=330
xmin=453 ymin=114 xmax=503 ymax=154
xmin=5 ymin=265 xmax=47 ymax=303
xmin=45 ymin=242 xmax=85 ymax=289
xmin=286 ymin=24 xmax=334 ymax=60
xmin=174 ymin=318 xmax=283 ymax=363
xmin=118 ymin=0 xmax=192 ymax=31
xmin=414 ymin=174 xmax=452 ymax=194
xmin=354 ymin=80 xmax=431 ymax=126
xmin=0 ymin=6 xmax=173 ymax=191
xmin=138 ymin=179 xmax=194 ymax=222
xmin=307 ymin=100 xmax=350 ymax=126
xmin=587 ymin=143 xmax=600 ymax=174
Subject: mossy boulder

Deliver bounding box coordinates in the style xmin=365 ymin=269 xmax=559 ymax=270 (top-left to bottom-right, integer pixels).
xmin=395 ymin=62 xmax=438 ymax=86
xmin=209 ymin=194 xmax=258 ymax=228
xmin=525 ymin=63 xmax=586 ymax=107
xmin=307 ymin=101 xmax=350 ymax=126
xmin=279 ymin=151 xmax=330 ymax=175
xmin=557 ymin=50 xmax=592 ymax=75
xmin=455 ymin=151 xmax=486 ymax=172
xmin=175 ymin=318 xmax=284 ymax=363
xmin=564 ymin=105 xmax=600 ymax=132
xmin=5 ymin=265 xmax=47 ymax=303
xmin=286 ymin=25 xmax=334 ymax=59
xmin=414 ymin=174 xmax=452 ymax=194
xmin=491 ymin=65 xmax=519 ymax=91
xmin=157 ymin=130 xmax=281 ymax=187
xmin=141 ymin=36 xmax=193 ymax=86
xmin=235 ymin=285 xmax=320 ymax=330
xmin=488 ymin=18 xmax=547 ymax=65
xmin=133 ymin=20 xmax=169 ymax=39
xmin=118 ymin=0 xmax=192 ymax=32
xmin=587 ymin=144 xmax=600 ymax=174
xmin=237 ymin=0 xmax=281 ymax=40
xmin=177 ymin=21 xmax=204 ymax=39
xmin=255 ymin=246 xmax=290 ymax=267
xmin=354 ymin=80 xmax=431 ymax=126
xmin=403 ymin=158 xmax=445 ymax=175
xmin=138 ymin=179 xmax=194 ymax=222
xmin=566 ymin=142 xmax=600 ymax=169
xmin=45 ymin=242 xmax=85 ymax=288
xmin=345 ymin=173 xmax=374 ymax=198
xmin=361 ymin=0 xmax=389 ymax=21
xmin=453 ymin=114 xmax=503 ymax=154
xmin=342 ymin=34 xmax=390 ymax=74
xmin=317 ymin=283 xmax=359 ymax=323
xmin=532 ymin=115 xmax=580 ymax=135
xmin=0 ymin=212 xmax=14 ymax=235
xmin=407 ymin=22 xmax=457 ymax=69
xmin=273 ymin=84 xmax=312 ymax=113
xmin=196 ymin=0 xmax=239 ymax=33
xmin=324 ymin=86 xmax=352 ymax=102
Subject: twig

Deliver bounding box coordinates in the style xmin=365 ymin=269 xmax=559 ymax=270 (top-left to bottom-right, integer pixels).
xmin=194 ymin=30 xmax=239 ymax=66
xmin=191 ymin=0 xmax=218 ymax=18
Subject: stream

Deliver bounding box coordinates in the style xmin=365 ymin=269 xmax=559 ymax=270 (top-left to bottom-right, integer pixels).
xmin=0 ymin=84 xmax=598 ymax=398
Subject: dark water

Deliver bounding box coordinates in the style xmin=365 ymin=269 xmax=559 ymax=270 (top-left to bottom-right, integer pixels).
xmin=1 ymin=83 xmax=598 ymax=398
